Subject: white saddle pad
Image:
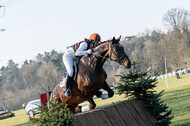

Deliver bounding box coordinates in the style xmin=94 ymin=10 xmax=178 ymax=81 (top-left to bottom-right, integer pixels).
xmin=60 ymin=78 xmax=66 ymax=87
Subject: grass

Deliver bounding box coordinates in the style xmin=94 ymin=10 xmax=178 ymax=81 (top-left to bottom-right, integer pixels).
xmin=0 ymin=109 xmax=34 ymax=126
xmin=95 ymin=94 xmax=127 ymax=107
xmin=0 ymin=73 xmax=190 ymax=126
xmin=155 ymin=73 xmax=190 ymax=126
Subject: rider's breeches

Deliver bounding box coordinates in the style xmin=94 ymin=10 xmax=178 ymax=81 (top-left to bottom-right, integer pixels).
xmin=63 ymin=48 xmax=75 ymax=77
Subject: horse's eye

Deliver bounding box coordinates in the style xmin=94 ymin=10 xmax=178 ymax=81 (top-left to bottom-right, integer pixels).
xmin=119 ymin=45 xmax=123 ymax=49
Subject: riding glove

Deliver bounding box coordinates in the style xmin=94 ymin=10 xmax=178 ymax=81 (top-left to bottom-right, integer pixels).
xmin=86 ymin=49 xmax=92 ymax=54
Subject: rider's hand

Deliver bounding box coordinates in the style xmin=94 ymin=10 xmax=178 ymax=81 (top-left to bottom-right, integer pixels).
xmin=86 ymin=49 xmax=92 ymax=54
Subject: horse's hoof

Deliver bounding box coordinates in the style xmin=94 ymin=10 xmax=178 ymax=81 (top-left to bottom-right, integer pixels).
xmin=76 ymin=106 xmax=82 ymax=113
xmin=108 ymin=90 xmax=114 ymax=97
xmin=90 ymin=104 xmax=96 ymax=109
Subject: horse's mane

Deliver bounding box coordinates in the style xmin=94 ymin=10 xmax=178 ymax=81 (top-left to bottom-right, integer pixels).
xmin=81 ymin=40 xmax=109 ymax=60
xmin=92 ymin=40 xmax=112 ymax=52
xmin=95 ymin=40 xmax=109 ymax=47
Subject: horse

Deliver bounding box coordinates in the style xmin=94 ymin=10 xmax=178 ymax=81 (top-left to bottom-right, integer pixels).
xmin=50 ymin=36 xmax=131 ymax=113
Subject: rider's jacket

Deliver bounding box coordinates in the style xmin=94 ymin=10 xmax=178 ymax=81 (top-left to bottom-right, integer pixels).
xmin=70 ymin=39 xmax=96 ymax=52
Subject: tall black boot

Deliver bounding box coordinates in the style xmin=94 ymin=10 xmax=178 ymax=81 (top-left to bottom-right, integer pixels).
xmin=64 ymin=75 xmax=73 ymax=96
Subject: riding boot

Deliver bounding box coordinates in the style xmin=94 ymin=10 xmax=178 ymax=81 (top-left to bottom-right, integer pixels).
xmin=64 ymin=75 xmax=73 ymax=96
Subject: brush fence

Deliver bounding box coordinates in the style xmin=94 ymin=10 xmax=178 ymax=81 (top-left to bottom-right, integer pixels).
xmin=73 ymin=99 xmax=157 ymax=126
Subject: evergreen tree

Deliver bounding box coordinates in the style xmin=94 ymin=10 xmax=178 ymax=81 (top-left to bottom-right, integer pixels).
xmin=32 ymin=98 xmax=75 ymax=126
xmin=116 ymin=62 xmax=173 ymax=126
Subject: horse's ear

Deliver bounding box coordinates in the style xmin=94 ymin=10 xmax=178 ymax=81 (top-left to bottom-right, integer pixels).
xmin=112 ymin=36 xmax=116 ymax=41
xmin=111 ymin=36 xmax=116 ymax=44
xmin=117 ymin=35 xmax=121 ymax=41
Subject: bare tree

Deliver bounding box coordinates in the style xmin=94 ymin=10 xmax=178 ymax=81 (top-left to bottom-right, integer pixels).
xmin=162 ymin=8 xmax=190 ymax=30
xmin=36 ymin=61 xmax=61 ymax=93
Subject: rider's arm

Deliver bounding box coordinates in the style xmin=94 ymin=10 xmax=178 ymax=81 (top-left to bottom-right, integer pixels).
xmin=75 ymin=42 xmax=88 ymax=56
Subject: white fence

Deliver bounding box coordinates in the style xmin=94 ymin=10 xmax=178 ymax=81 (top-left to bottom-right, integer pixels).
xmin=152 ymin=68 xmax=190 ymax=80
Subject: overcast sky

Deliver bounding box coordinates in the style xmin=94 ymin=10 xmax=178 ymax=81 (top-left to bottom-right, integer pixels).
xmin=0 ymin=0 xmax=190 ymax=67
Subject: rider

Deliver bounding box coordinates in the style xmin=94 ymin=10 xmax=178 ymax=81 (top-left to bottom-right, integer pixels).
xmin=63 ymin=33 xmax=101 ymax=96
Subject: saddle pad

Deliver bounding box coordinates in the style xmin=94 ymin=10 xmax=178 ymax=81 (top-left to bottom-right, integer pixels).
xmin=60 ymin=78 xmax=66 ymax=87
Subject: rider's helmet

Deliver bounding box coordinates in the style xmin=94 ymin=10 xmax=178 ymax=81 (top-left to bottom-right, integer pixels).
xmin=90 ymin=33 xmax=101 ymax=42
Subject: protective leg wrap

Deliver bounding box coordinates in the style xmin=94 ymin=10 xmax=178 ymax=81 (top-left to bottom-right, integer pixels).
xmin=101 ymin=94 xmax=109 ymax=99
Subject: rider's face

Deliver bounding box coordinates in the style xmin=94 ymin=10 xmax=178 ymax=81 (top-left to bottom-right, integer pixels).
xmin=94 ymin=40 xmax=100 ymax=45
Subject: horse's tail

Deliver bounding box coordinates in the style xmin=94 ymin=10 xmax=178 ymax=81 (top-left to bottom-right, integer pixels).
xmin=49 ymin=92 xmax=53 ymax=102
xmin=50 ymin=84 xmax=60 ymax=102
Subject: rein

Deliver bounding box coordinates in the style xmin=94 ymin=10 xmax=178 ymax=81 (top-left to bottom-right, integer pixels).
xmin=88 ymin=40 xmax=126 ymax=66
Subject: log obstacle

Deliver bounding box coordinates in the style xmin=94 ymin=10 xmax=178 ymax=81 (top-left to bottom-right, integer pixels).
xmin=73 ymin=99 xmax=157 ymax=126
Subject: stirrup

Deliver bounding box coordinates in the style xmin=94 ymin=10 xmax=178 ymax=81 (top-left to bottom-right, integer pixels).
xmin=64 ymin=89 xmax=72 ymax=96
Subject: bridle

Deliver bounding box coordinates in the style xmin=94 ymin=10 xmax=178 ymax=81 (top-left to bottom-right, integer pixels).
xmin=108 ymin=40 xmax=126 ymax=65
xmin=91 ymin=40 xmax=126 ymax=65
xmin=85 ymin=40 xmax=127 ymax=73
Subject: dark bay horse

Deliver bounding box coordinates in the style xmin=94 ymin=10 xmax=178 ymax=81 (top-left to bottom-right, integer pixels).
xmin=50 ymin=36 xmax=131 ymax=113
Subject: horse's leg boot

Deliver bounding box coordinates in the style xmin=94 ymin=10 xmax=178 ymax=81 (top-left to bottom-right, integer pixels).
xmin=64 ymin=75 xmax=73 ymax=96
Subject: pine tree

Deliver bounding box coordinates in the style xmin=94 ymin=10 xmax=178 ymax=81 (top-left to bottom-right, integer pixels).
xmin=116 ymin=63 xmax=173 ymax=126
xmin=32 ymin=98 xmax=75 ymax=126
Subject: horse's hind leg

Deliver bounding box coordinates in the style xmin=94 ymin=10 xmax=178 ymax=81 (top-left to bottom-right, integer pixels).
xmin=87 ymin=98 xmax=96 ymax=109
xmin=102 ymin=81 xmax=114 ymax=98
xmin=75 ymin=105 xmax=82 ymax=113
xmin=67 ymin=105 xmax=79 ymax=114
xmin=94 ymin=90 xmax=102 ymax=98
xmin=84 ymin=90 xmax=96 ymax=109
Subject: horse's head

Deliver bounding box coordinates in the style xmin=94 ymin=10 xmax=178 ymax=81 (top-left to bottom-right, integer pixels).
xmin=107 ymin=36 xmax=131 ymax=69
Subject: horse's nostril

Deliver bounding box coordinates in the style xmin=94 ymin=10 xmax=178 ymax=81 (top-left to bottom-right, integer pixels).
xmin=128 ymin=62 xmax=131 ymax=68
xmin=125 ymin=66 xmax=130 ymax=69
xmin=125 ymin=62 xmax=131 ymax=69
xmin=128 ymin=65 xmax=131 ymax=69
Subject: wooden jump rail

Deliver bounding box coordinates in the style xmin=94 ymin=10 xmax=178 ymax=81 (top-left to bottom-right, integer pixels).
xmin=73 ymin=99 xmax=157 ymax=126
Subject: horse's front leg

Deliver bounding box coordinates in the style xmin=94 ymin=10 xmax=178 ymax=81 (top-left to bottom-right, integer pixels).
xmin=94 ymin=90 xmax=102 ymax=98
xmin=83 ymin=90 xmax=96 ymax=110
xmin=102 ymin=81 xmax=114 ymax=99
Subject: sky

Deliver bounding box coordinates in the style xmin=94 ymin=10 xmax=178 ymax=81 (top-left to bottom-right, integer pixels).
xmin=0 ymin=0 xmax=190 ymax=67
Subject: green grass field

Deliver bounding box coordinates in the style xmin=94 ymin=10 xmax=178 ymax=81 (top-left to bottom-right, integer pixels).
xmin=0 ymin=73 xmax=190 ymax=126
xmin=155 ymin=73 xmax=190 ymax=126
xmin=0 ymin=109 xmax=34 ymax=126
